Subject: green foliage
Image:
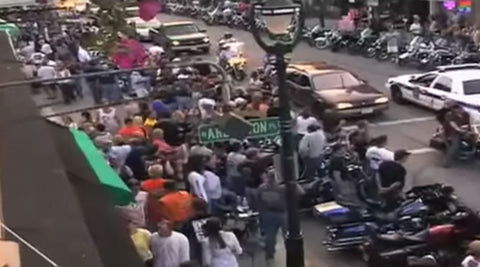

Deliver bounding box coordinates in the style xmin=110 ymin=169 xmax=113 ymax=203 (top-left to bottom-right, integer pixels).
xmin=86 ymin=0 xmax=136 ymax=53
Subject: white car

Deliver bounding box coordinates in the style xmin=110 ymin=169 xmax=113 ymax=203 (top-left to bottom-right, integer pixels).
xmin=126 ymin=16 xmax=161 ymax=41
xmin=386 ymin=64 xmax=480 ymax=123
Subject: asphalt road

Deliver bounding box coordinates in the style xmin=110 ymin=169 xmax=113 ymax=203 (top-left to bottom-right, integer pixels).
xmin=34 ymin=14 xmax=480 ymax=267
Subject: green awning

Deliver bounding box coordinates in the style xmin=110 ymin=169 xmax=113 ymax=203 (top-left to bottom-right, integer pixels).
xmin=70 ymin=129 xmax=132 ymax=205
xmin=0 ymin=20 xmax=19 ymax=39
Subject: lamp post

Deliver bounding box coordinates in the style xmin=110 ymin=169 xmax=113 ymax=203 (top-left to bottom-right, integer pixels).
xmin=249 ymin=1 xmax=305 ymax=267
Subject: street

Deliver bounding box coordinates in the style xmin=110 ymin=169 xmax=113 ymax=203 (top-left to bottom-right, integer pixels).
xmin=34 ymin=14 xmax=480 ymax=267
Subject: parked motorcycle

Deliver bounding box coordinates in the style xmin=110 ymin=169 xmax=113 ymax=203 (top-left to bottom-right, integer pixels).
xmin=362 ymin=207 xmax=480 ymax=267
xmin=397 ymin=36 xmax=434 ymax=67
xmin=429 ymin=125 xmax=480 ymax=160
xmin=314 ymin=29 xmax=334 ymax=50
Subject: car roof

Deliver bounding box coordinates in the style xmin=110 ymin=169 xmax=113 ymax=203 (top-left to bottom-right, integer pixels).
xmin=163 ymin=21 xmax=194 ymax=27
xmin=126 ymin=16 xmax=160 ymax=23
xmin=438 ymin=69 xmax=480 ymax=82
xmin=288 ymin=62 xmax=346 ymax=75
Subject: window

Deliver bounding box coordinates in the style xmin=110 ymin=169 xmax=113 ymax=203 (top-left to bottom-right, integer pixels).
xmin=312 ymin=71 xmax=362 ymax=90
xmin=432 ymin=76 xmax=452 ymax=92
xmin=287 ymin=72 xmax=311 ymax=87
xmin=164 ymin=24 xmax=199 ymax=36
xmin=463 ymin=79 xmax=480 ymax=95
xmin=412 ymin=74 xmax=438 ymax=87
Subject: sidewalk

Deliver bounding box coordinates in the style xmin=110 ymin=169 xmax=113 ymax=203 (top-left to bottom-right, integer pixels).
xmin=238 ymin=239 xmax=286 ymax=267
xmin=305 ymin=17 xmax=338 ymax=28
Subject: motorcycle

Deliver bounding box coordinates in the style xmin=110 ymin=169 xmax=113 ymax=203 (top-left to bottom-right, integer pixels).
xmin=316 ymin=181 xmax=460 ymax=251
xmin=429 ymin=125 xmax=480 ymax=160
xmin=362 ymin=208 xmax=480 ymax=267
xmin=417 ymin=38 xmax=456 ymax=69
xmin=202 ymin=5 xmax=222 ymax=25
xmin=330 ymin=31 xmax=358 ymax=53
xmin=397 ymin=36 xmax=434 ymax=67
xmin=313 ymin=29 xmax=334 ymax=50
xmin=221 ymin=42 xmax=247 ymax=81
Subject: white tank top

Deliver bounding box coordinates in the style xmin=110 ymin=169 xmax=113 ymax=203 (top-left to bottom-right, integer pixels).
xmin=98 ymin=108 xmax=119 ymax=133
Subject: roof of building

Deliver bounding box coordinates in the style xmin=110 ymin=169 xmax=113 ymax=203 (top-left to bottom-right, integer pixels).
xmin=0 ymin=33 xmax=142 ymax=267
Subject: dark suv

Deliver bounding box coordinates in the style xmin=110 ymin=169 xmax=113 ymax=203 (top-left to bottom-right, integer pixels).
xmin=286 ymin=62 xmax=389 ymax=118
xmin=151 ymin=21 xmax=210 ymax=55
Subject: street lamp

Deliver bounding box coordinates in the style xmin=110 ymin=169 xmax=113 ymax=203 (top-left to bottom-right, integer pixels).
xmin=249 ymin=1 xmax=305 ymax=267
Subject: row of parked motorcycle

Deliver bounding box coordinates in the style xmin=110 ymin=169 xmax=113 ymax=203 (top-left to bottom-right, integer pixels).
xmin=311 ymin=146 xmax=480 ymax=267
xmin=164 ymin=2 xmax=480 ymax=71
xmin=303 ymin=25 xmax=480 ymax=69
xmin=164 ymin=2 xmax=254 ymax=30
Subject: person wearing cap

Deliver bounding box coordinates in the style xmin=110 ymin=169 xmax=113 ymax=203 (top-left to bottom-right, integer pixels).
xmin=377 ymin=149 xmax=411 ymax=210
xmin=463 ymin=240 xmax=480 ymax=266
xmin=299 ymin=121 xmax=326 ymax=180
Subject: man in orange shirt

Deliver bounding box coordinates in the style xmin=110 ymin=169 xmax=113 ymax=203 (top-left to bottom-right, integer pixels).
xmin=118 ymin=118 xmax=146 ymax=140
xmin=141 ymin=164 xmax=167 ymax=194
xmin=159 ymin=181 xmax=194 ymax=226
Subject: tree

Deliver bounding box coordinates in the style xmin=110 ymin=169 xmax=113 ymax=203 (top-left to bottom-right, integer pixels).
xmin=85 ymin=0 xmax=136 ymax=53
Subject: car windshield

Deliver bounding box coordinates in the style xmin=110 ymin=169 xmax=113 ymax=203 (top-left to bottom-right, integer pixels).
xmin=164 ymin=24 xmax=199 ymax=36
xmin=135 ymin=22 xmax=149 ymax=29
xmin=463 ymin=79 xmax=480 ymax=95
xmin=125 ymin=9 xmax=138 ymax=17
xmin=312 ymin=71 xmax=363 ymax=90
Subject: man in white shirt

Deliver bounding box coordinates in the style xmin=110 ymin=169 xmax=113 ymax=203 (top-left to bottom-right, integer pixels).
xmin=78 ymin=46 xmax=92 ymax=63
xmin=150 ymin=219 xmax=190 ymax=267
xmin=41 ymin=42 xmax=53 ymax=58
xmin=187 ymin=155 xmax=209 ymax=202
xmin=198 ymin=98 xmax=217 ymax=122
xmin=299 ymin=122 xmax=326 ymax=180
xmin=226 ymin=141 xmax=247 ymax=195
xmin=365 ymin=135 xmax=394 ymax=172
xmin=37 ymin=60 xmax=58 ymax=99
xmin=148 ymin=45 xmax=165 ymax=57
xmin=204 ymin=170 xmax=222 ymax=201
xmin=295 ymin=110 xmax=319 ymax=136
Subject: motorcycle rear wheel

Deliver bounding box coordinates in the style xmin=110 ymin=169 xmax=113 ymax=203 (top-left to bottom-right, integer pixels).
xmin=232 ymin=69 xmax=246 ymax=81
xmin=315 ymin=40 xmax=329 ymax=49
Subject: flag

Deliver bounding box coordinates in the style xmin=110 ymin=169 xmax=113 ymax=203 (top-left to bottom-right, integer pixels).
xmin=139 ymin=0 xmax=161 ymax=21
xmin=112 ymin=38 xmax=147 ymax=69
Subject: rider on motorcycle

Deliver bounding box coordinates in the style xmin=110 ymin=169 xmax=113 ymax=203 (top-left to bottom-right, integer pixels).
xmin=218 ymin=32 xmax=236 ymax=46
xmin=442 ymin=102 xmax=476 ymax=167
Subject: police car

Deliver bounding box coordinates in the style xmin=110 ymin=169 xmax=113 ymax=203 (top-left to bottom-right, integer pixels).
xmin=386 ymin=64 xmax=480 ymax=123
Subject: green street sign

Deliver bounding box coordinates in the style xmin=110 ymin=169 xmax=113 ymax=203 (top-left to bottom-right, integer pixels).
xmin=198 ymin=117 xmax=280 ymax=144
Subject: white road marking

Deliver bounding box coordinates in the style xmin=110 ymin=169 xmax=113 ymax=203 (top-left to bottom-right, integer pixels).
xmin=342 ymin=116 xmax=436 ymax=132
xmin=408 ymin=147 xmax=438 ymax=155
xmin=371 ymin=116 xmax=435 ymax=127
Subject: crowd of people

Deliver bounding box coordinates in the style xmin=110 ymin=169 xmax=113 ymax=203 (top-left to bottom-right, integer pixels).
xmin=14 ymin=4 xmax=480 ymax=267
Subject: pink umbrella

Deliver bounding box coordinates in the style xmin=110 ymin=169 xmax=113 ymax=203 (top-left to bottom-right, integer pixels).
xmin=112 ymin=38 xmax=147 ymax=69
xmin=139 ymin=0 xmax=161 ymax=21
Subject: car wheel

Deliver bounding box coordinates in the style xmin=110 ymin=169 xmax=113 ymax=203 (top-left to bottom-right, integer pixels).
xmin=390 ymin=85 xmax=405 ymax=105
xmin=312 ymin=102 xmax=326 ymax=117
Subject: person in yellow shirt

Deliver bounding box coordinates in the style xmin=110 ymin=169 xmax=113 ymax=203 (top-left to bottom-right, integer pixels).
xmin=129 ymin=221 xmax=153 ymax=266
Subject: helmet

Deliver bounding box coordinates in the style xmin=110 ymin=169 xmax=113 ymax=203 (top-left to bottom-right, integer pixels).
xmin=224 ymin=32 xmax=233 ymax=39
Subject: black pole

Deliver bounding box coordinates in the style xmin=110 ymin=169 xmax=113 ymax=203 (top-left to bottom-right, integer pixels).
xmin=275 ymin=52 xmax=305 ymax=267
xmin=319 ymin=0 xmax=326 ymax=28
